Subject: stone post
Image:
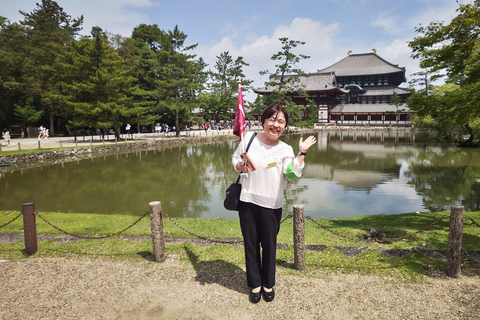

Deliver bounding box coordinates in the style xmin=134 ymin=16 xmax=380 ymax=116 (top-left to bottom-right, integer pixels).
xmin=447 ymin=205 xmax=464 ymax=278
xmin=293 ymin=204 xmax=306 ymax=270
xmin=149 ymin=201 xmax=165 ymax=262
xmin=22 ymin=203 xmax=37 ymax=255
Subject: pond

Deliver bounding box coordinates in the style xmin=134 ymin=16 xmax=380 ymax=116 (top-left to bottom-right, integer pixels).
xmin=1 ymin=130 xmax=480 ymax=219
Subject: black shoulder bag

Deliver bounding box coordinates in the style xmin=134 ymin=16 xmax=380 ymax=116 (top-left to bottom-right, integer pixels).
xmin=224 ymin=132 xmax=257 ymax=211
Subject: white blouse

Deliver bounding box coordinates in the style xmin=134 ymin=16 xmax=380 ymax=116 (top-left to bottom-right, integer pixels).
xmin=231 ymin=132 xmax=304 ymax=209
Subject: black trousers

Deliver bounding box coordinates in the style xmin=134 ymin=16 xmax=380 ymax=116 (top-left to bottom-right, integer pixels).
xmin=238 ymin=201 xmax=282 ymax=289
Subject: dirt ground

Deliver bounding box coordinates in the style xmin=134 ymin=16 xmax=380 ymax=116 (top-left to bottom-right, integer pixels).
xmin=1 ymin=255 xmax=480 ymax=320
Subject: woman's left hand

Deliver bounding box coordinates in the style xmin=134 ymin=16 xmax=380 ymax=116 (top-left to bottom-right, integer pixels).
xmin=299 ymin=136 xmax=316 ymax=153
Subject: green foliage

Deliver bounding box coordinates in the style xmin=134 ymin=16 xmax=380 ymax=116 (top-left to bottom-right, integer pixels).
xmin=260 ymin=37 xmax=311 ymax=126
xmin=156 ymin=25 xmax=207 ymax=135
xmin=58 ymin=28 xmax=150 ymax=132
xmin=18 ymin=0 xmax=84 ymax=136
xmin=203 ymin=51 xmax=252 ymax=122
xmin=13 ymin=98 xmax=44 ymax=126
xmin=408 ymin=1 xmax=480 ymax=146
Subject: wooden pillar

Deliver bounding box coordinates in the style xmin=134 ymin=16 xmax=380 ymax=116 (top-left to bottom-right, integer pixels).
xmin=293 ymin=204 xmax=306 ymax=270
xmin=22 ymin=203 xmax=37 ymax=255
xmin=447 ymin=205 xmax=464 ymax=278
xmin=149 ymin=201 xmax=165 ymax=262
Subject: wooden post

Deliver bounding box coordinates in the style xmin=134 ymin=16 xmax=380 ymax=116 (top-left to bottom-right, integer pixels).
xmin=293 ymin=204 xmax=306 ymax=270
xmin=447 ymin=205 xmax=464 ymax=278
xmin=149 ymin=201 xmax=166 ymax=262
xmin=18 ymin=142 xmax=21 ymax=150
xmin=38 ymin=141 xmax=41 ymax=149
xmin=22 ymin=203 xmax=37 ymax=255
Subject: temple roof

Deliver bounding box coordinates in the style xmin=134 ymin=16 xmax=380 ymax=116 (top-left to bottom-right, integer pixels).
xmin=330 ymin=103 xmax=412 ymax=113
xmin=253 ymin=72 xmax=348 ymax=94
xmin=360 ymin=86 xmax=410 ymax=96
xmin=318 ymin=53 xmax=406 ymax=83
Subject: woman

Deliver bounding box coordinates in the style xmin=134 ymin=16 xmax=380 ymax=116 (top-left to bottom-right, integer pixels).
xmin=231 ymin=105 xmax=316 ymax=303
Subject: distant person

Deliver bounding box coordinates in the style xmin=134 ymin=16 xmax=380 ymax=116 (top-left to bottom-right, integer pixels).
xmin=2 ymin=128 xmax=11 ymax=146
xmin=38 ymin=125 xmax=44 ymax=139
xmin=125 ymin=124 xmax=131 ymax=138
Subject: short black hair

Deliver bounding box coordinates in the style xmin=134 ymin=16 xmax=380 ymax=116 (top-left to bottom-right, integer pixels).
xmin=260 ymin=105 xmax=288 ymax=128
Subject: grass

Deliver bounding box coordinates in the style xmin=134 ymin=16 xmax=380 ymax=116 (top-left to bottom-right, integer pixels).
xmin=1 ymin=210 xmax=479 ymax=282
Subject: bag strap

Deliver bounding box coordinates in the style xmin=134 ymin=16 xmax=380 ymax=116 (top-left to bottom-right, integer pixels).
xmin=235 ymin=132 xmax=258 ymax=183
xmin=246 ymin=132 xmax=257 ymax=152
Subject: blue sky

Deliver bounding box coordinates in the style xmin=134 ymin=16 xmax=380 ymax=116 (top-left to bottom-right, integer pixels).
xmin=1 ymin=0 xmax=463 ymax=101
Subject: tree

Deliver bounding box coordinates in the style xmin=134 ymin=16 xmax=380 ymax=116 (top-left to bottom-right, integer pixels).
xmin=19 ymin=0 xmax=84 ymax=136
xmin=157 ymin=25 xmax=207 ymax=136
xmin=0 ymin=17 xmax=25 ymax=128
xmin=126 ymin=24 xmax=166 ymax=131
xmin=260 ymin=37 xmax=310 ymax=125
xmin=408 ymin=0 xmax=480 ymax=146
xmin=59 ymin=27 xmax=153 ymax=136
xmin=14 ymin=98 xmax=44 ymax=128
xmin=205 ymin=51 xmax=252 ymax=121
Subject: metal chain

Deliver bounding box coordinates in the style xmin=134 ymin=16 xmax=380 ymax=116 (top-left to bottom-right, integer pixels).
xmin=466 ymin=215 xmax=480 ymax=229
xmin=383 ymin=215 xmax=448 ymax=242
xmin=35 ymin=211 xmax=149 ymax=239
xmin=0 ymin=212 xmax=22 ymax=229
xmin=161 ymin=210 xmax=242 ymax=244
xmin=280 ymin=214 xmax=293 ymax=224
xmin=306 ymin=216 xmax=361 ymax=242
xmin=305 ymin=215 xmax=448 ymax=243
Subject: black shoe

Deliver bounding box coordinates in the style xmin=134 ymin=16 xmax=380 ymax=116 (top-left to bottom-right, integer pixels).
xmin=249 ymin=289 xmax=261 ymax=303
xmin=262 ymin=288 xmax=275 ymax=302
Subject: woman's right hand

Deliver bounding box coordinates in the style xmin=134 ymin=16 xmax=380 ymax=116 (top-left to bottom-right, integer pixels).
xmin=236 ymin=161 xmax=245 ymax=171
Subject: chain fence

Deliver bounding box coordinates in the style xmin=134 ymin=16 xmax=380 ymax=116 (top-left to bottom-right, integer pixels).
xmin=305 ymin=215 xmax=449 ymax=243
xmin=34 ymin=211 xmax=149 ymax=239
xmin=160 ymin=210 xmax=242 ymax=244
xmin=1 ymin=209 xmax=478 ymax=246
xmin=0 ymin=212 xmax=22 ymax=229
xmin=466 ymin=215 xmax=480 ymax=229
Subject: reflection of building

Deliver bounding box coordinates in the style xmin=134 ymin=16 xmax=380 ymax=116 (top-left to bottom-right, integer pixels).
xmin=302 ymin=131 xmax=422 ymax=193
xmin=304 ymin=164 xmax=393 ymax=194
xmin=253 ymin=50 xmax=413 ymax=126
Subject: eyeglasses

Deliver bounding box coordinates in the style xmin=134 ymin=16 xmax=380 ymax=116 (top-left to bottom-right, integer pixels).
xmin=266 ymin=117 xmax=286 ymax=127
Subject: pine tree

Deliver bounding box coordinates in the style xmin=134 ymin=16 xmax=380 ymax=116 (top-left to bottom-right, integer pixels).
xmin=19 ymin=0 xmax=83 ymax=136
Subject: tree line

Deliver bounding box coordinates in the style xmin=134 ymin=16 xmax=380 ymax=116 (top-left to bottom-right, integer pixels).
xmin=407 ymin=0 xmax=480 ymax=146
xmin=0 ymin=0 xmax=259 ymax=137
xmin=2 ymin=1 xmax=479 ymax=145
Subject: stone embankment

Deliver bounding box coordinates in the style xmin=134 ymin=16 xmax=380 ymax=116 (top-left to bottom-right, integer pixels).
xmin=0 ymin=134 xmax=236 ymax=167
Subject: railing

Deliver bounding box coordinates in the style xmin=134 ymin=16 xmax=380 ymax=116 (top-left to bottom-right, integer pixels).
xmin=2 ymin=202 xmax=478 ymax=278
xmin=0 ymin=130 xmax=235 ymax=152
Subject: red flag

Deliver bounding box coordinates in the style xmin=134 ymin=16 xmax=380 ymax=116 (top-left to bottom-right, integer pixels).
xmin=233 ymin=86 xmax=246 ymax=140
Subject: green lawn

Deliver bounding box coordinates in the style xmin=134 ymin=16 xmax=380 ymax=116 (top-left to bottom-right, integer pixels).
xmin=1 ymin=210 xmax=479 ymax=283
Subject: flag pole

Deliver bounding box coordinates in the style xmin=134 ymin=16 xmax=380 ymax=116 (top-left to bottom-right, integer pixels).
xmin=238 ymin=81 xmax=246 ymax=154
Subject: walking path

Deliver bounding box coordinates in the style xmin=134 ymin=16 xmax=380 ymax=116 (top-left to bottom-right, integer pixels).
xmin=0 ymin=129 xmax=235 ymax=152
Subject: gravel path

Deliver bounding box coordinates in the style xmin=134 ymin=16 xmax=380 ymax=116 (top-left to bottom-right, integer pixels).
xmin=1 ymin=256 xmax=479 ymax=320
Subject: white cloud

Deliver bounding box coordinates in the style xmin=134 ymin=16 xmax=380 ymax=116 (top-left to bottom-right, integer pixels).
xmin=371 ymin=11 xmax=404 ymax=35
xmin=195 ymin=18 xmax=341 ymax=101
xmin=3 ymin=0 xmax=155 ymax=37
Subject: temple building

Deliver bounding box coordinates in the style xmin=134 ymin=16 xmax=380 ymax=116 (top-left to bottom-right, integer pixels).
xmin=253 ymin=50 xmax=413 ymax=126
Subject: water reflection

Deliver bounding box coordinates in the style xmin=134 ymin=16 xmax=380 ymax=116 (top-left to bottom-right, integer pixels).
xmin=1 ymin=131 xmax=479 ymax=219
